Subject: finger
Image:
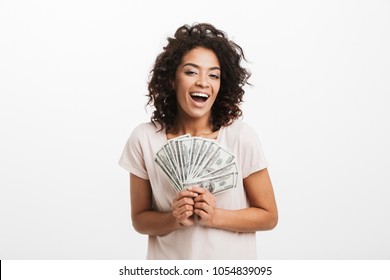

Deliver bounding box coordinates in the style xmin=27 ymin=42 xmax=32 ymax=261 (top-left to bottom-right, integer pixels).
xmin=175 ymin=190 xmax=198 ymax=200
xmin=179 ymin=218 xmax=193 ymax=227
xmin=178 ymin=211 xmax=194 ymax=227
xmin=173 ymin=202 xmax=194 ymax=214
xmin=194 ymin=193 xmax=216 ymax=206
xmin=179 ymin=209 xmax=193 ymax=219
xmin=193 ymin=193 xmax=206 ymax=202
xmin=173 ymin=197 xmax=195 ymax=208
xmin=194 ymin=201 xmax=212 ymax=214
xmin=187 ymin=186 xmax=207 ymax=194
xmin=176 ymin=209 xmax=194 ymax=223
xmin=194 ymin=208 xmax=208 ymax=220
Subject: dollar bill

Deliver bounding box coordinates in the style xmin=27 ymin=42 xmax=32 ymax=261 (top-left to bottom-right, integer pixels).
xmin=156 ymin=146 xmax=182 ymax=186
xmin=187 ymin=137 xmax=203 ymax=179
xmin=199 ymin=161 xmax=238 ymax=179
xmin=194 ymin=145 xmax=235 ymax=178
xmin=155 ymin=156 xmax=182 ymax=191
xmin=178 ymin=138 xmax=193 ymax=181
xmin=190 ymin=140 xmax=219 ymax=178
xmin=167 ymin=134 xmax=190 ymax=183
xmin=183 ymin=171 xmax=237 ymax=194
xmin=155 ymin=134 xmax=238 ymax=194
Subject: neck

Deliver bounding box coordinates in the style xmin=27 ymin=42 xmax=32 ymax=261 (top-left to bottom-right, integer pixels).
xmin=175 ymin=120 xmax=212 ymax=136
xmin=169 ymin=114 xmax=214 ymax=137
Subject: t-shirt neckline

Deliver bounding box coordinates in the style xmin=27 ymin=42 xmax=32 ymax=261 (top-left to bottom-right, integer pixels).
xmin=161 ymin=126 xmax=225 ymax=143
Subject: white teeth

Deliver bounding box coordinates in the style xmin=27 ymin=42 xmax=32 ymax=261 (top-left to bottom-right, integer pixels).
xmin=190 ymin=92 xmax=209 ymax=98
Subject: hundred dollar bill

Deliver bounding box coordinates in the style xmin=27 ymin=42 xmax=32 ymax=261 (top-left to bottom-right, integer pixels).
xmin=178 ymin=138 xmax=193 ymax=181
xmin=155 ymin=134 xmax=238 ymax=194
xmin=166 ymin=134 xmax=190 ymax=183
xmin=158 ymin=145 xmax=183 ymax=183
xmin=191 ymin=140 xmax=219 ymax=178
xmin=188 ymin=138 xmax=210 ymax=179
xmin=186 ymin=137 xmax=202 ymax=179
xmin=169 ymin=134 xmax=191 ymax=141
xmin=200 ymin=162 xmax=238 ymax=193
xmin=172 ymin=140 xmax=184 ymax=183
xmin=155 ymin=134 xmax=190 ymax=187
xmin=183 ymin=171 xmax=237 ymax=194
xmin=194 ymin=145 xmax=235 ymax=178
xmin=199 ymin=161 xmax=238 ymax=179
xmin=155 ymin=156 xmax=182 ymax=191
xmin=189 ymin=138 xmax=221 ymax=179
xmin=184 ymin=172 xmax=237 ymax=194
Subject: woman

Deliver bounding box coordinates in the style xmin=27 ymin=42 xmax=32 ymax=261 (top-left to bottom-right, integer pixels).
xmin=119 ymin=23 xmax=278 ymax=259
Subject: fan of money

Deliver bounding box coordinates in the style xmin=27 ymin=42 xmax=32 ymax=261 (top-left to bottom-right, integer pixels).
xmin=155 ymin=134 xmax=238 ymax=194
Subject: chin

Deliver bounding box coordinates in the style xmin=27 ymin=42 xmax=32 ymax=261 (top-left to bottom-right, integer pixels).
xmin=178 ymin=102 xmax=213 ymax=120
xmin=187 ymin=108 xmax=211 ymax=119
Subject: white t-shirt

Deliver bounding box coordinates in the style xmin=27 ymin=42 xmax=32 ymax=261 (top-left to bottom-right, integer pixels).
xmin=118 ymin=119 xmax=268 ymax=259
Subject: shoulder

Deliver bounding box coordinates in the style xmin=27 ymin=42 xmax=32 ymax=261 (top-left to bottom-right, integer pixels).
xmin=132 ymin=121 xmax=160 ymax=133
xmin=223 ymin=119 xmax=258 ymax=138
xmin=130 ymin=122 xmax=162 ymax=139
xmin=221 ymin=119 xmax=264 ymax=151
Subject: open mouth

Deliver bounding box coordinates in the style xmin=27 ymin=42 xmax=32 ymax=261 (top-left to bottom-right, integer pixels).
xmin=190 ymin=92 xmax=209 ymax=103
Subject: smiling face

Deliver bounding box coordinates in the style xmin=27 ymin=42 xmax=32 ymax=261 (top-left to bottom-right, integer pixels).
xmin=173 ymin=47 xmax=221 ymax=123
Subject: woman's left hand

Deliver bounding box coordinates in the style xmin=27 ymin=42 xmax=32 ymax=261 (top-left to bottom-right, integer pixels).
xmin=188 ymin=186 xmax=216 ymax=227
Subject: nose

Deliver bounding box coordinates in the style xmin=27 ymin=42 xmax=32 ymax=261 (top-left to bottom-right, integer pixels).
xmin=195 ymin=75 xmax=209 ymax=88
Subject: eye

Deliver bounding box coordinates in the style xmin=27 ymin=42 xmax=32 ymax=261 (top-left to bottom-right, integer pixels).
xmin=184 ymin=70 xmax=198 ymax=76
xmin=209 ymin=73 xmax=220 ymax=79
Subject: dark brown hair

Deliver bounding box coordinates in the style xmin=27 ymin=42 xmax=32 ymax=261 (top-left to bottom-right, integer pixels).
xmin=147 ymin=23 xmax=251 ymax=132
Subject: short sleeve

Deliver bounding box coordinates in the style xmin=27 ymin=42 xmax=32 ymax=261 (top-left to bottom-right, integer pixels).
xmin=118 ymin=125 xmax=149 ymax=180
xmin=239 ymin=123 xmax=269 ymax=178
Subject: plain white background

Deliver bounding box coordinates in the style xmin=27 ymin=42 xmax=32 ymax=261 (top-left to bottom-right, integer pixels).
xmin=1 ymin=0 xmax=389 ymax=259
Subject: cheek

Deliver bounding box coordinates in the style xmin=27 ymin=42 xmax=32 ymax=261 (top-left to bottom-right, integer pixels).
xmin=175 ymin=84 xmax=186 ymax=98
xmin=175 ymin=85 xmax=188 ymax=104
xmin=213 ymin=83 xmax=221 ymax=95
xmin=174 ymin=77 xmax=189 ymax=92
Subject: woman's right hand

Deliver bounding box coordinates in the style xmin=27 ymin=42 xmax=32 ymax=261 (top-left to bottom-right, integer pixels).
xmin=171 ymin=189 xmax=198 ymax=227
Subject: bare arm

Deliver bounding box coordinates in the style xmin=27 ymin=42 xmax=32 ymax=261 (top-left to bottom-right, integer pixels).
xmin=130 ymin=173 xmax=197 ymax=236
xmin=193 ymin=168 xmax=278 ymax=232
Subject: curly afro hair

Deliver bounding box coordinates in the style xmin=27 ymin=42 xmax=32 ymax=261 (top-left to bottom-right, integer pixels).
xmin=147 ymin=23 xmax=251 ymax=132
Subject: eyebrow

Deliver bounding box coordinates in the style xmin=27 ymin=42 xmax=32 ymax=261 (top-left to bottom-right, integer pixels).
xmin=182 ymin=63 xmax=220 ymax=71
